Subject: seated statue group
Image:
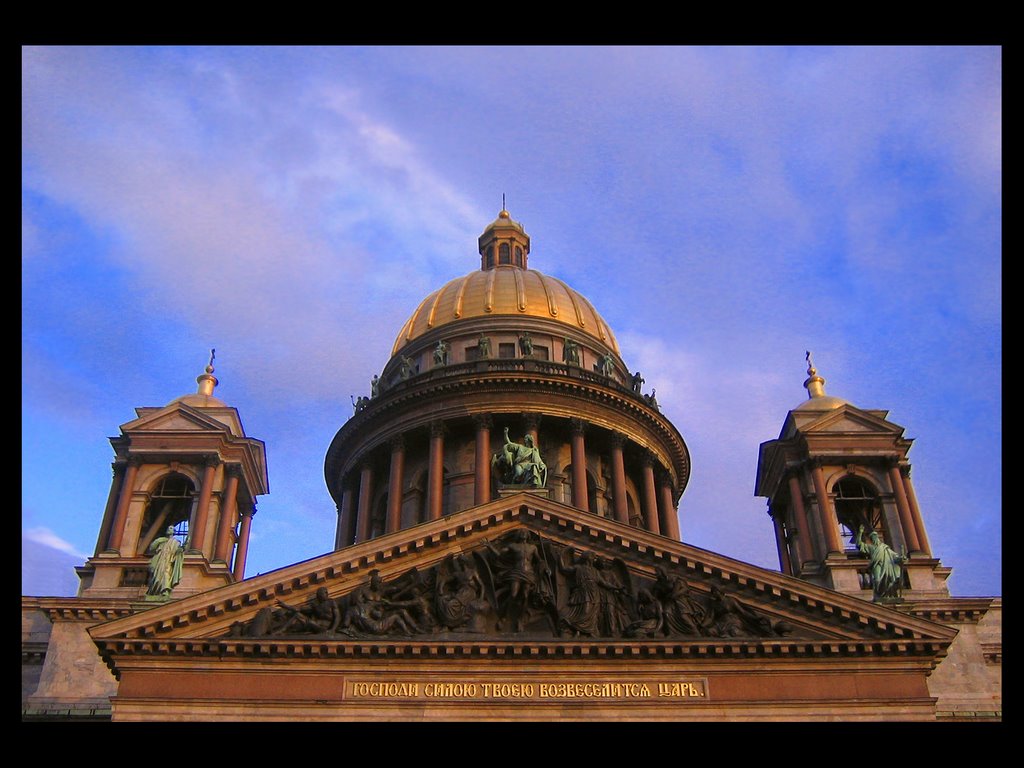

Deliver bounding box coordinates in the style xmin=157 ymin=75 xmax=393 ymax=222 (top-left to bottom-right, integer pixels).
xmin=226 ymin=531 xmax=794 ymax=641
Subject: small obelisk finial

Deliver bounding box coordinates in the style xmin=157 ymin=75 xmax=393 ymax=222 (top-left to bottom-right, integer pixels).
xmin=197 ymin=348 xmax=219 ymax=396
xmin=803 ymin=350 xmax=826 ymax=399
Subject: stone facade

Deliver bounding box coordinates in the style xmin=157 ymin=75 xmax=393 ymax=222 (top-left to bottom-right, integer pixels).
xmin=22 ymin=211 xmax=1000 ymax=721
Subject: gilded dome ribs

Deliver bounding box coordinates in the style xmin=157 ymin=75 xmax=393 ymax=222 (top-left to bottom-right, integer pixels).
xmin=484 ymin=269 xmax=495 ymax=313
xmin=453 ymin=275 xmax=469 ymax=319
xmin=426 ymin=281 xmax=451 ymax=329
xmin=532 ymin=270 xmax=559 ymax=318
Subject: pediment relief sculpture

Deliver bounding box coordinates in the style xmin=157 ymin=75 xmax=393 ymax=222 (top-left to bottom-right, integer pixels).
xmin=224 ymin=530 xmax=795 ymax=641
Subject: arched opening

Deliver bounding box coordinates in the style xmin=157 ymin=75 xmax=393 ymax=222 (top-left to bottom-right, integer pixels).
xmin=403 ymin=469 xmax=425 ymax=529
xmin=137 ymin=473 xmax=194 ymax=555
xmin=565 ymin=464 xmax=600 ymax=516
xmin=626 ymin=491 xmax=642 ymax=528
xmin=499 ymin=242 xmax=511 ymax=265
xmin=833 ymin=476 xmax=889 ymax=551
xmin=370 ymin=492 xmax=388 ymax=539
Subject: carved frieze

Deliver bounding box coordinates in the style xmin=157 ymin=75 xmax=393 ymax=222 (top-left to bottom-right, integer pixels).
xmin=224 ymin=530 xmax=794 ymax=641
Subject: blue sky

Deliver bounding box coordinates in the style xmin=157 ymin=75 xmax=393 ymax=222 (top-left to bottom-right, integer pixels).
xmin=22 ymin=46 xmax=1001 ymax=597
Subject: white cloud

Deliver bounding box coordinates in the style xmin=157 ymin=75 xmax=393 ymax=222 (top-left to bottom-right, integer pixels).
xmin=24 ymin=527 xmax=89 ymax=560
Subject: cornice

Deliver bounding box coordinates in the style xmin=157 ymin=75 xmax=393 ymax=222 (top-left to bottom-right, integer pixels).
xmin=95 ymin=636 xmax=951 ymax=663
xmin=896 ymin=597 xmax=998 ymax=625
xmin=89 ymin=496 xmax=956 ymax=648
xmin=22 ymin=596 xmax=137 ymax=623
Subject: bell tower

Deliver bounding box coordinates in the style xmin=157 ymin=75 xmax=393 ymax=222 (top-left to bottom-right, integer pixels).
xmin=754 ymin=353 xmax=951 ymax=601
xmin=76 ymin=353 xmax=269 ymax=600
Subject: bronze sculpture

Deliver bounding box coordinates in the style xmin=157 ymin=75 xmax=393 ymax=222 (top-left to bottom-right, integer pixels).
xmin=855 ymin=525 xmax=907 ymax=602
xmin=146 ymin=526 xmax=184 ymax=598
xmin=492 ymin=427 xmax=547 ymax=487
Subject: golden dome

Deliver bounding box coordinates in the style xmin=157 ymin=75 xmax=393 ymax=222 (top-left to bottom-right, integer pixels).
xmin=391 ymin=266 xmax=620 ymax=356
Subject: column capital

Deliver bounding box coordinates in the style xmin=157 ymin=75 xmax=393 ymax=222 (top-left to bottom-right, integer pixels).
xmin=609 ymin=431 xmax=626 ymax=449
xmin=390 ymin=434 xmax=406 ymax=452
xmin=204 ymin=455 xmax=221 ymax=469
xmin=224 ymin=463 xmax=243 ymax=478
xmin=429 ymin=420 xmax=447 ymax=439
xmin=126 ymin=456 xmax=143 ymax=469
xmin=472 ymin=413 xmax=493 ymax=430
xmin=570 ymin=417 xmax=587 ymax=436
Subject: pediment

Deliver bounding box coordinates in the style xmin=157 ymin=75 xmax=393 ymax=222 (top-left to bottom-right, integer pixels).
xmin=797 ymin=405 xmax=904 ymax=436
xmin=121 ymin=402 xmax=240 ymax=436
xmin=91 ymin=494 xmax=954 ymax=663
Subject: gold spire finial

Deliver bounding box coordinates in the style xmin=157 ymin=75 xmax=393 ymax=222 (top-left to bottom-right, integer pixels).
xmin=197 ymin=348 xmax=219 ymax=396
xmin=803 ymin=350 xmax=826 ymax=399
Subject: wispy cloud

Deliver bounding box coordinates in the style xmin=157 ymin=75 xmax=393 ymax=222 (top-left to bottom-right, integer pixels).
xmin=24 ymin=527 xmax=89 ymax=560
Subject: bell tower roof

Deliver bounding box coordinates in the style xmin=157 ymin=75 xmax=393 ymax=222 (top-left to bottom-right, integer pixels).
xmin=170 ymin=349 xmax=227 ymax=408
xmin=795 ymin=351 xmax=849 ymax=411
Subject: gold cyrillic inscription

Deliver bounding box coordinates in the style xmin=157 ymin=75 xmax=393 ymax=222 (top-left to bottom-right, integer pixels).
xmin=658 ymin=681 xmax=705 ymax=697
xmin=348 ymin=679 xmax=706 ymax=701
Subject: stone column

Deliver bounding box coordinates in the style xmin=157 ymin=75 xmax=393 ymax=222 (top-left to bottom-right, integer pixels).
xmin=657 ymin=473 xmax=680 ymax=540
xmin=94 ymin=462 xmax=124 ymax=556
xmin=901 ymin=467 xmax=932 ymax=557
xmin=427 ymin=421 xmax=445 ymax=521
xmin=570 ymin=418 xmax=589 ymax=513
xmin=609 ymin=433 xmax=629 ymax=525
xmin=107 ymin=458 xmax=140 ymax=553
xmin=888 ymin=460 xmax=922 ymax=554
xmin=473 ymin=414 xmax=492 ymax=505
xmin=232 ymin=505 xmax=255 ymax=581
xmin=356 ymin=463 xmax=374 ymax=543
xmin=810 ymin=460 xmax=844 ymax=556
xmin=771 ymin=507 xmax=794 ymax=575
xmin=640 ymin=453 xmax=661 ymax=535
xmin=188 ymin=457 xmax=219 ymax=555
xmin=336 ymin=484 xmax=355 ymax=550
xmin=214 ymin=465 xmax=240 ymax=563
xmin=387 ymin=436 xmax=406 ymax=534
xmin=787 ymin=473 xmax=815 ymax=567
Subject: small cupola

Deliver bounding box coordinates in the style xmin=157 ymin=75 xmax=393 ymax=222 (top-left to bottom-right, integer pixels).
xmin=479 ymin=206 xmax=530 ymax=271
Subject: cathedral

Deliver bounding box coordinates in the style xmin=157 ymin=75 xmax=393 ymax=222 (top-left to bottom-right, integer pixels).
xmin=22 ymin=209 xmax=1001 ymax=721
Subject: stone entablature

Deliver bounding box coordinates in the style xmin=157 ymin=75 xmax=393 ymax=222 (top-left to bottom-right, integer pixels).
xmin=86 ymin=496 xmax=958 ymax=722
